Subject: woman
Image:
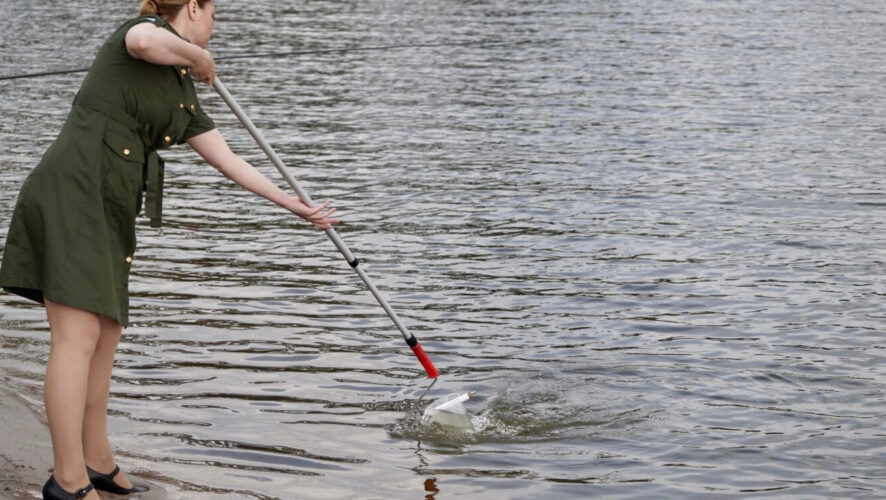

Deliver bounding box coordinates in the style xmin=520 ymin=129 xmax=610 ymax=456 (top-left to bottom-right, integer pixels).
xmin=0 ymin=1 xmax=339 ymax=498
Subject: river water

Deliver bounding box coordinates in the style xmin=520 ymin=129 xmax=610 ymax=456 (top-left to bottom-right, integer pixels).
xmin=1 ymin=1 xmax=885 ymax=498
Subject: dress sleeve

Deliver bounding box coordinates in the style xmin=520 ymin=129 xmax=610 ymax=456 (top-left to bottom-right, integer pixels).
xmin=182 ymin=98 xmax=216 ymax=141
xmin=114 ymin=15 xmax=167 ymax=52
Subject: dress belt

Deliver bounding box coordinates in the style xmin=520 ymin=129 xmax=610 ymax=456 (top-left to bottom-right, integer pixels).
xmin=72 ymin=92 xmax=165 ymax=228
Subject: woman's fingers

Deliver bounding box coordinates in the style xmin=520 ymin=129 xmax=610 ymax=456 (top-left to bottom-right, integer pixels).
xmin=310 ymin=207 xmax=337 ymax=219
xmin=293 ymin=200 xmax=339 ymax=229
xmin=306 ymin=202 xmax=335 ymax=219
xmin=191 ymin=49 xmax=216 ymax=85
xmin=196 ymin=65 xmax=215 ymax=85
xmin=309 ymin=208 xmax=340 ymax=229
xmin=302 ymin=200 xmax=329 ymax=214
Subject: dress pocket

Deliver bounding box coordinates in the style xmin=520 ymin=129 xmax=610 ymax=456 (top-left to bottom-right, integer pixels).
xmin=101 ymin=124 xmax=145 ymax=215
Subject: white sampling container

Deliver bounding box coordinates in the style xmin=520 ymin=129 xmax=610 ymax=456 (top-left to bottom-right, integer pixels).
xmin=421 ymin=392 xmax=474 ymax=430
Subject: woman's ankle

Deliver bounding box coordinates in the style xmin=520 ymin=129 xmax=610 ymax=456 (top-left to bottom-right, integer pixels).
xmin=52 ymin=466 xmax=90 ymax=492
xmin=83 ymin=442 xmax=115 ymax=472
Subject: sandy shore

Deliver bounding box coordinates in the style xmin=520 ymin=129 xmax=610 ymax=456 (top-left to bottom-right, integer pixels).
xmin=0 ymin=379 xmax=52 ymax=499
xmin=0 ymin=378 xmax=171 ymax=500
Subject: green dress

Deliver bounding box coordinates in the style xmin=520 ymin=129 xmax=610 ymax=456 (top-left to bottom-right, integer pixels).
xmin=0 ymin=15 xmax=216 ymax=327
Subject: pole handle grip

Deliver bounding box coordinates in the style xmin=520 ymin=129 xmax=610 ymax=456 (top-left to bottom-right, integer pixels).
xmin=410 ymin=342 xmax=439 ymax=379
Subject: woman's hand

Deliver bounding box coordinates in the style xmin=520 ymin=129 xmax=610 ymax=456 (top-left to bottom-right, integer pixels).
xmin=286 ymin=198 xmax=340 ymax=230
xmin=190 ymin=48 xmax=216 ymax=85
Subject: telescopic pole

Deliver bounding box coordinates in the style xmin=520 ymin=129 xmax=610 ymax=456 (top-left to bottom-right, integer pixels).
xmin=212 ymin=76 xmax=439 ymax=379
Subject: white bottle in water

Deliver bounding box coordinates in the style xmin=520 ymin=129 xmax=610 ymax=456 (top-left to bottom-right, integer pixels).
xmin=421 ymin=392 xmax=474 ymax=431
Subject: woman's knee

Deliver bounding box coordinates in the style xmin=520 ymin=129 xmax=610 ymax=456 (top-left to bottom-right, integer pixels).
xmin=45 ymin=299 xmax=102 ymax=355
xmin=99 ymin=315 xmax=123 ymax=338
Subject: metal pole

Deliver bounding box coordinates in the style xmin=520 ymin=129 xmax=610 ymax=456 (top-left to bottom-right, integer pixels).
xmin=212 ymin=76 xmax=438 ymax=379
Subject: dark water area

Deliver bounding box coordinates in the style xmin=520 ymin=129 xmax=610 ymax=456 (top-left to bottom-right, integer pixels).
xmin=1 ymin=1 xmax=885 ymax=498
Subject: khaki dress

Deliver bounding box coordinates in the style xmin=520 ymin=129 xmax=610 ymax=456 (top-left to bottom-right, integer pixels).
xmin=0 ymin=15 xmax=216 ymax=327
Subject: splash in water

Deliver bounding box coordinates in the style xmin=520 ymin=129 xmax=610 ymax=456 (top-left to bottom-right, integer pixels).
xmin=393 ymin=370 xmax=666 ymax=445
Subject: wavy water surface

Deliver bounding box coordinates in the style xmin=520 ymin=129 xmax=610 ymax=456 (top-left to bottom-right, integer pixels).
xmin=1 ymin=1 xmax=885 ymax=499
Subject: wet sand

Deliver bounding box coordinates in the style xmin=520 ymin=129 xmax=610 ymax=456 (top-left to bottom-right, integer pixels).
xmin=0 ymin=381 xmax=168 ymax=500
xmin=0 ymin=379 xmax=51 ymax=499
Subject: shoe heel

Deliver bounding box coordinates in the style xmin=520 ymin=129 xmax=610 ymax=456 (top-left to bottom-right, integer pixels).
xmin=42 ymin=475 xmax=94 ymax=500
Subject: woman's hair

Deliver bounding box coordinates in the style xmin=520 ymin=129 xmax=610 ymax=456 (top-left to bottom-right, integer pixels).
xmin=139 ymin=0 xmax=210 ymax=19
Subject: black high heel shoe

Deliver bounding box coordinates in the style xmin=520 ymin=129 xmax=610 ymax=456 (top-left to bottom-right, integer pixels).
xmin=42 ymin=475 xmax=94 ymax=499
xmin=86 ymin=465 xmax=149 ymax=495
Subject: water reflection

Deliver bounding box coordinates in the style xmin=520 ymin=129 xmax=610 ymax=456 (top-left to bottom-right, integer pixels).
xmin=423 ymin=477 xmax=440 ymax=499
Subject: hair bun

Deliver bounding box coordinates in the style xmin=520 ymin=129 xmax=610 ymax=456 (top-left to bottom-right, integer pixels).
xmin=138 ymin=0 xmax=160 ymax=16
xmin=138 ymin=0 xmax=202 ymax=19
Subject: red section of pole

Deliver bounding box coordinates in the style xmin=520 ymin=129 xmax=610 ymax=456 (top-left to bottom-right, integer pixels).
xmin=410 ymin=342 xmax=439 ymax=379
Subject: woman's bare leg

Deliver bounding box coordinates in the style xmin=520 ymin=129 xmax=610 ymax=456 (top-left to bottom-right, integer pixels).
xmin=44 ymin=299 xmax=101 ymax=499
xmin=81 ymin=314 xmax=135 ymax=489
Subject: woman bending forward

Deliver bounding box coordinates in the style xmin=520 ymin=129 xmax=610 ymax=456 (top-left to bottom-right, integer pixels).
xmin=0 ymin=1 xmax=338 ymax=498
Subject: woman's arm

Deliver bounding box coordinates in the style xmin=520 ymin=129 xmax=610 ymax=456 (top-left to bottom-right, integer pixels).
xmin=186 ymin=129 xmax=339 ymax=229
xmin=125 ymin=22 xmax=215 ymax=84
